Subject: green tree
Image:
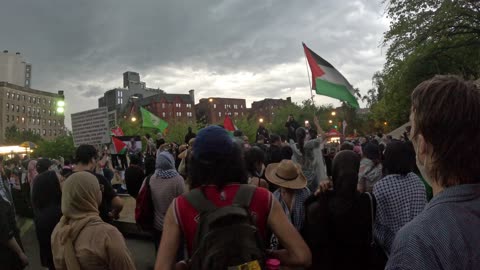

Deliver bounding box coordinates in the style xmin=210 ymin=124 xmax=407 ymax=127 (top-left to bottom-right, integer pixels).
xmin=5 ymin=125 xmax=43 ymax=145
xmin=34 ymin=134 xmax=76 ymax=159
xmin=370 ymin=0 xmax=480 ymax=128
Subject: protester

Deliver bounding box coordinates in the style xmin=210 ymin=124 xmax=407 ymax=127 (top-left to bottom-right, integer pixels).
xmin=27 ymin=159 xmax=37 ymax=187
xmin=373 ymin=141 xmax=426 ymax=254
xmin=305 ymin=120 xmax=318 ymax=140
xmin=303 ymin=150 xmax=383 ymax=270
xmin=155 ymin=126 xmax=311 ymax=269
xmin=265 ymin=160 xmax=310 ymax=249
xmin=184 ymin=127 xmax=196 ymax=145
xmin=148 ymin=151 xmax=185 ymax=251
xmin=285 ymin=114 xmax=300 ymax=142
xmin=256 ymin=122 xmax=269 ymax=144
xmin=127 ymin=138 xmax=140 ymax=158
xmin=144 ymin=134 xmax=156 ymax=156
xmin=124 ymin=154 xmax=145 ymax=198
xmin=291 ymin=117 xmax=328 ymax=192
xmin=244 ymin=146 xmax=269 ymax=188
xmin=386 ymin=76 xmax=480 ymax=269
xmin=51 ymin=172 xmax=136 ymax=270
xmin=31 ymin=169 xmax=62 ymax=270
xmin=74 ymin=145 xmax=123 ymax=223
xmin=266 ymin=134 xmax=283 ymax=165
xmin=357 ymin=142 xmax=383 ymax=193
xmin=340 ymin=142 xmax=354 ymax=151
xmin=144 ymin=155 xmax=156 ymax=177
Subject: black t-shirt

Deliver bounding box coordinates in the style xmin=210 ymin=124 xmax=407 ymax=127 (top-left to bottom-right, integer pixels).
xmin=83 ymin=171 xmax=117 ymax=223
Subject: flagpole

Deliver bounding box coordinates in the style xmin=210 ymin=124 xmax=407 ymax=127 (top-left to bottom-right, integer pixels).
xmin=303 ymin=48 xmax=315 ymax=105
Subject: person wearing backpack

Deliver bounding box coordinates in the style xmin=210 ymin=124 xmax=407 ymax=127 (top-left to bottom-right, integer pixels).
xmin=154 ymin=126 xmax=311 ymax=270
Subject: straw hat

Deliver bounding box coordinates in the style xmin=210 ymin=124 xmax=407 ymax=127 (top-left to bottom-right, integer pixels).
xmin=265 ymin=160 xmax=307 ymax=189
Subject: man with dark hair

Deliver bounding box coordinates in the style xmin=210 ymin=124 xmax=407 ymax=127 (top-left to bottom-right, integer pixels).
xmin=266 ymin=134 xmax=283 ymax=165
xmin=386 ymin=76 xmax=480 ymax=269
xmin=285 ymin=114 xmax=300 ymax=142
xmin=256 ymin=122 xmax=269 ymax=144
xmin=184 ymin=127 xmax=196 ymax=145
xmin=125 ymin=154 xmax=145 ymax=198
xmin=73 ymin=145 xmax=123 ymax=223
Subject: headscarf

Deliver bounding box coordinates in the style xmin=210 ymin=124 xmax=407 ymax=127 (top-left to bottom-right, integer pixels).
xmin=330 ymin=150 xmax=361 ymax=214
xmin=155 ymin=151 xmax=179 ymax=179
xmin=28 ymin=159 xmax=38 ymax=186
xmin=52 ymin=172 xmax=103 ymax=270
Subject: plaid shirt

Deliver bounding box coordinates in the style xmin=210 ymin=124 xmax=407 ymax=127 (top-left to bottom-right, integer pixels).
xmin=373 ymin=173 xmax=427 ymax=253
xmin=386 ymin=183 xmax=480 ymax=270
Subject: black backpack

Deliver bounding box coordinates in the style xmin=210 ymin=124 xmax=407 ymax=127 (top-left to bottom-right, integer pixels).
xmin=185 ymin=184 xmax=266 ymax=270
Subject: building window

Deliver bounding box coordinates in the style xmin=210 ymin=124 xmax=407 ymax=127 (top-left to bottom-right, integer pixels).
xmin=224 ymin=104 xmax=227 ymax=109
xmin=16 ymin=94 xmax=20 ymax=100
xmin=6 ymin=103 xmax=9 ymax=110
xmin=214 ymin=104 xmax=217 ymax=109
xmin=16 ymin=105 xmax=19 ymax=112
xmin=234 ymin=104 xmax=238 ymax=109
xmin=36 ymin=119 xmax=40 ymax=125
xmin=6 ymin=115 xmax=9 ymax=123
xmin=42 ymin=119 xmax=46 ymax=125
xmin=162 ymin=103 xmax=165 ymax=109
xmin=16 ymin=116 xmax=19 ymax=123
xmin=162 ymin=112 xmax=166 ymax=118
xmin=11 ymin=105 xmax=14 ymax=112
xmin=218 ymin=112 xmax=222 ymax=117
xmin=186 ymin=104 xmax=192 ymax=108
xmin=48 ymin=100 xmax=51 ymax=106
xmin=23 ymin=95 xmax=25 ymax=101
xmin=234 ymin=112 xmax=239 ymax=116
xmin=242 ymin=112 xmax=244 ymax=116
xmin=48 ymin=120 xmax=51 ymax=126
xmin=176 ymin=112 xmax=182 ymax=117
xmin=241 ymin=105 xmax=243 ymax=108
xmin=53 ymin=120 xmax=56 ymax=126
xmin=31 ymin=118 xmax=35 ymax=124
xmin=49 ymin=130 xmax=52 ymax=136
xmin=33 ymin=97 xmax=36 ymax=103
xmin=42 ymin=109 xmax=46 ymax=114
xmin=6 ymin=92 xmax=9 ymax=99
xmin=54 ymin=130 xmax=57 ymax=136
xmin=175 ymin=103 xmax=181 ymax=108
xmin=49 ymin=110 xmax=51 ymax=116
xmin=27 ymin=107 xmax=30 ymax=113
xmin=43 ymin=129 xmax=46 ymax=136
xmin=22 ymin=106 xmax=25 ymax=113
xmin=187 ymin=112 xmax=193 ymax=117
xmin=21 ymin=117 xmax=25 ymax=124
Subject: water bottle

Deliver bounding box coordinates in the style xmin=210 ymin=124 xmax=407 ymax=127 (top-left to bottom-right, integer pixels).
xmin=265 ymin=258 xmax=280 ymax=270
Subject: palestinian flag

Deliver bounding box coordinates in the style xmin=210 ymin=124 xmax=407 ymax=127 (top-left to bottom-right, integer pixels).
xmin=223 ymin=115 xmax=236 ymax=132
xmin=111 ymin=126 xmax=124 ymax=136
xmin=140 ymin=107 xmax=169 ymax=132
xmin=112 ymin=136 xmax=127 ymax=154
xmin=303 ymin=43 xmax=359 ymax=108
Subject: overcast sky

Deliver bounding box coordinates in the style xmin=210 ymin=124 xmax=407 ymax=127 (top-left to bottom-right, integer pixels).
xmin=1 ymin=0 xmax=389 ymax=128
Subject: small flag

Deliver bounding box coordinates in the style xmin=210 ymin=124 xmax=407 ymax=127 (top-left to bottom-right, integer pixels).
xmin=112 ymin=137 xmax=127 ymax=154
xmin=223 ymin=115 xmax=236 ymax=132
xmin=303 ymin=43 xmax=359 ymax=108
xmin=140 ymin=107 xmax=169 ymax=132
xmin=111 ymin=126 xmax=124 ymax=136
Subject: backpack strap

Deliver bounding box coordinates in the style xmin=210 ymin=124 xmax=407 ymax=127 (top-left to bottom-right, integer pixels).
xmin=184 ymin=188 xmax=217 ymax=213
xmin=233 ymin=184 xmax=256 ymax=208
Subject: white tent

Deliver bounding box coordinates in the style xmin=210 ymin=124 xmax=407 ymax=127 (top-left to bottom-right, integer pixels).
xmin=388 ymin=122 xmax=410 ymax=139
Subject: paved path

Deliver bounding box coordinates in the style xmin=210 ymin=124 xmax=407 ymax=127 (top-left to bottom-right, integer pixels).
xmin=18 ymin=217 xmax=157 ymax=270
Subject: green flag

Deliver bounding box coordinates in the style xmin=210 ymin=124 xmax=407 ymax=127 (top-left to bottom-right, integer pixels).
xmin=140 ymin=107 xmax=168 ymax=132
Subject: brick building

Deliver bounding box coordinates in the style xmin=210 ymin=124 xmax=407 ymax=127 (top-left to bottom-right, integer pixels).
xmin=0 ymin=82 xmax=65 ymax=143
xmin=137 ymin=91 xmax=196 ymax=124
xmin=251 ymin=97 xmax=292 ymax=122
xmin=196 ymin=97 xmax=247 ymax=124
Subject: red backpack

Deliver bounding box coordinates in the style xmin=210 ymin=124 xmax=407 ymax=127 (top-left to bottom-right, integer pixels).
xmin=135 ymin=174 xmax=154 ymax=230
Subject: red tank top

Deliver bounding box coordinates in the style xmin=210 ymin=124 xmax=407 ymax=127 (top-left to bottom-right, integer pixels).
xmin=175 ymin=184 xmax=272 ymax=256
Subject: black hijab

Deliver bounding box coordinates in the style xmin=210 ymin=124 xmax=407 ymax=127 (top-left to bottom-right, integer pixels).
xmin=329 ymin=150 xmax=361 ymax=214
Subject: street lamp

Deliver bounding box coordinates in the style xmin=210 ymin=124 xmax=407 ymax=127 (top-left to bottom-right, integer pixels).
xmin=331 ymin=111 xmax=336 ymax=116
xmin=259 ymin=118 xmax=264 ymax=123
xmin=131 ymin=116 xmax=137 ymax=122
xmin=328 ymin=120 xmax=333 ymax=124
xmin=384 ymin=121 xmax=388 ymax=126
xmin=209 ymin=98 xmax=213 ymax=102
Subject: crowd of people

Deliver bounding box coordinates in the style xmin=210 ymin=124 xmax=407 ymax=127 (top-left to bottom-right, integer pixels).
xmin=0 ymin=75 xmax=479 ymax=270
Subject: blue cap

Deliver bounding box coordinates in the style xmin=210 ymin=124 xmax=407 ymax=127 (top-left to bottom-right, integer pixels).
xmin=193 ymin=126 xmax=234 ymax=160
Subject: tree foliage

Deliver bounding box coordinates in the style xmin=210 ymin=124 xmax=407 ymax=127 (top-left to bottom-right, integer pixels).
xmin=5 ymin=125 xmax=43 ymax=145
xmin=33 ymin=135 xmax=76 ymax=160
xmin=367 ymin=0 xmax=480 ymax=129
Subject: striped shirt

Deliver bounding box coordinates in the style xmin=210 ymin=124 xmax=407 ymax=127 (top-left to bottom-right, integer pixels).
xmin=373 ymin=173 xmax=426 ymax=253
xmin=386 ymin=183 xmax=480 ymax=270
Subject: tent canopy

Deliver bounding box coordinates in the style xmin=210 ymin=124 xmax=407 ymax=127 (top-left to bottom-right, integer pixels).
xmin=388 ymin=122 xmax=411 ymax=139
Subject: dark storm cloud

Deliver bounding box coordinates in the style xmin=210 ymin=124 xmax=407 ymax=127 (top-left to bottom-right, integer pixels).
xmin=0 ymin=0 xmax=388 ymax=127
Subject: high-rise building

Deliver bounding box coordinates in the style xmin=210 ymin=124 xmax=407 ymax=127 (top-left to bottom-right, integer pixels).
xmin=196 ymin=97 xmax=247 ymax=124
xmin=0 ymin=50 xmax=31 ymax=88
xmin=99 ymin=72 xmax=194 ymax=127
xmin=0 ymin=82 xmax=65 ymax=143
